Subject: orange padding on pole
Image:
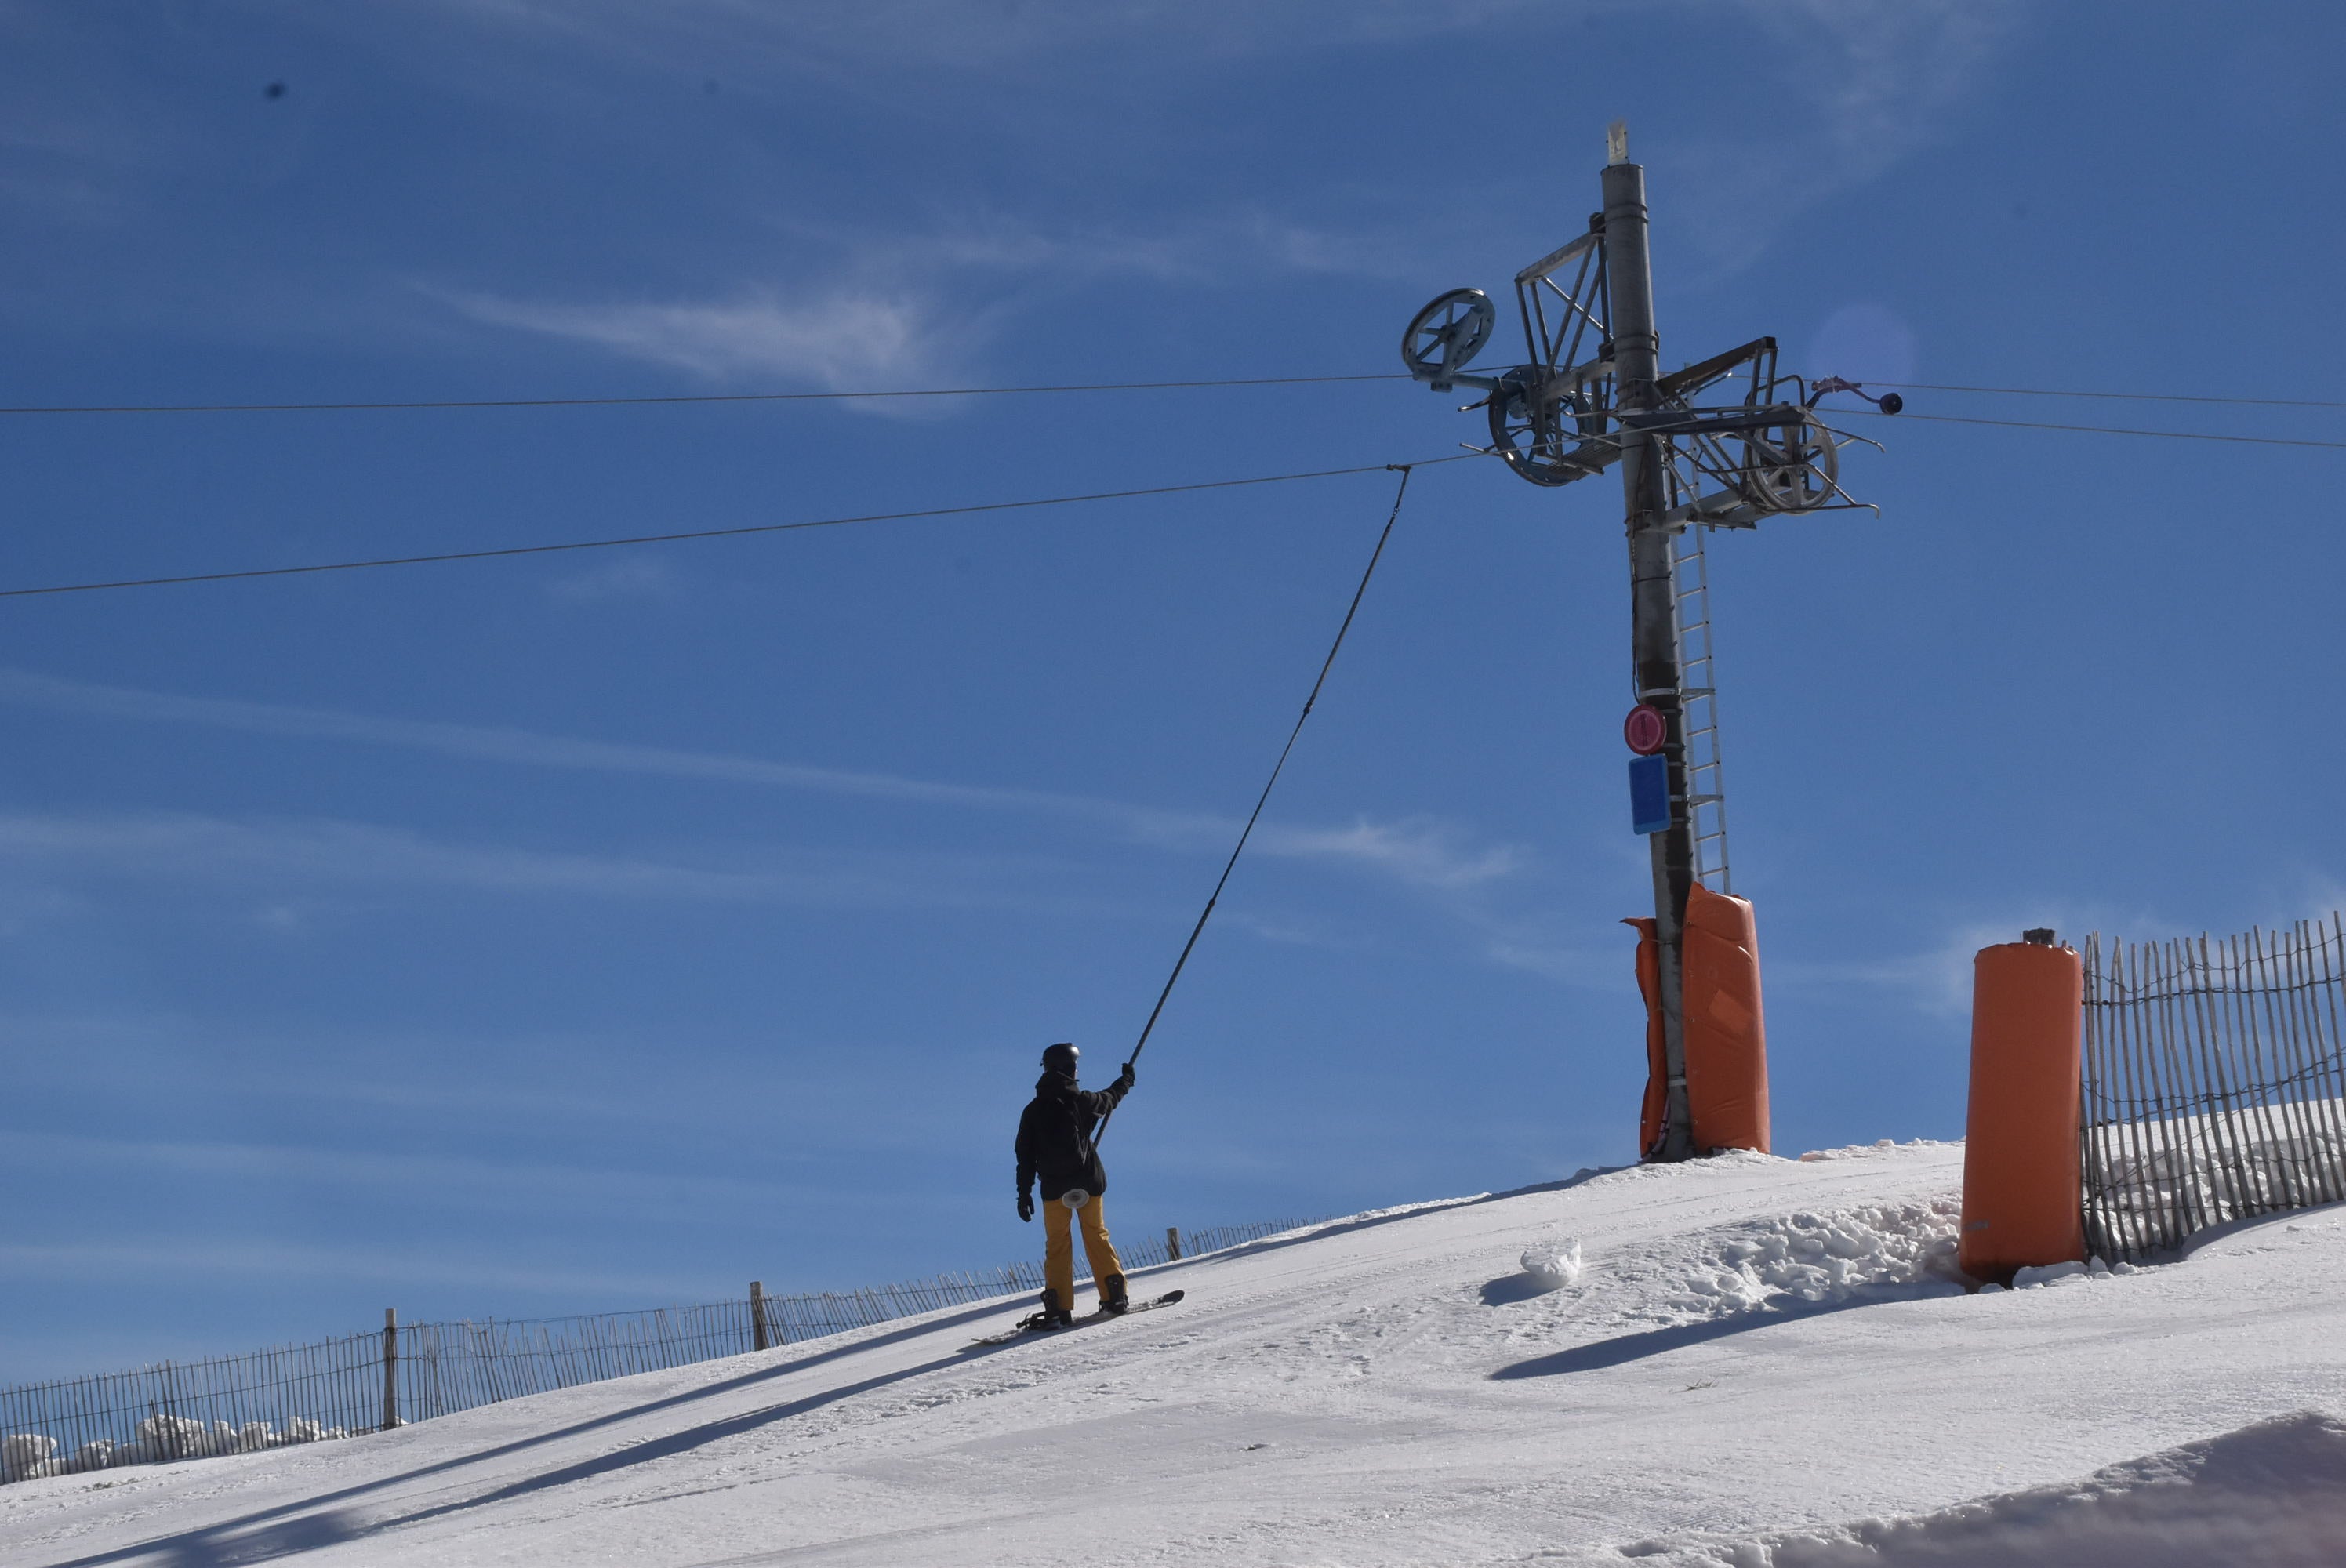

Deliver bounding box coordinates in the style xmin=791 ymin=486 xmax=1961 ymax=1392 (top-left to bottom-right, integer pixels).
xmin=1625 ymin=917 xmax=1665 ymax=1156
xmin=1682 ymin=884 xmax=1770 ymax=1154
xmin=1959 ymin=942 xmax=2086 ymax=1283
xmin=1626 ymin=890 xmax=1770 ymax=1157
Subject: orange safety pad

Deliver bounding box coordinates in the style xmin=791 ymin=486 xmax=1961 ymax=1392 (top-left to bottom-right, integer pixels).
xmin=1959 ymin=942 xmax=2086 ymax=1282
xmin=1624 ymin=917 xmax=1665 ymax=1156
xmin=1682 ymin=885 xmax=1771 ymax=1154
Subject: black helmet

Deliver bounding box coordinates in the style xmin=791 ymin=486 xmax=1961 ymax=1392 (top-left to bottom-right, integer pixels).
xmin=1040 ymin=1041 xmax=1079 ymax=1075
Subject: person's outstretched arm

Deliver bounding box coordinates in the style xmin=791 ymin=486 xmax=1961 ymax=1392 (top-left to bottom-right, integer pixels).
xmin=1088 ymin=1062 xmax=1136 ymax=1114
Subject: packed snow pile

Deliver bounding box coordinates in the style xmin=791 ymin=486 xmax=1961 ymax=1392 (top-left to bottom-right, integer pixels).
xmin=2 ymin=1140 xmax=2341 ymax=1568
xmin=1501 ymin=1185 xmax=1969 ymax=1338
xmin=1793 ymin=1137 xmax=1962 ymax=1164
xmin=2 ymin=1415 xmax=350 ymax=1482
xmin=1520 ymin=1237 xmax=1583 ymax=1290
xmin=1683 ymin=1199 xmax=1966 ymax=1312
xmin=2086 ymin=1102 xmax=2346 ymax=1251
xmin=1623 ymin=1410 xmax=2346 ymax=1566
xmin=1988 ymin=1255 xmax=2138 ymax=1292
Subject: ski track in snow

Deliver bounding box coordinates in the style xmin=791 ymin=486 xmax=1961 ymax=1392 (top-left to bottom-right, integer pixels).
xmin=3 ymin=1140 xmax=2343 ymax=1566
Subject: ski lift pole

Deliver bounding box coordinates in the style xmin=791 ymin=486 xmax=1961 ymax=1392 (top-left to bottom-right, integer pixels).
xmin=1094 ymin=465 xmax=1415 ymax=1147
xmin=1396 ymin=122 xmax=1891 ymax=1167
xmin=1604 ymin=149 xmax=1698 ymax=1163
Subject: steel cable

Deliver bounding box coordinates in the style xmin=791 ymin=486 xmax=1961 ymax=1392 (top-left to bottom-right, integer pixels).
xmin=1879 ymin=381 xmax=2346 ymax=412
xmin=0 ymin=453 xmax=1476 ymax=600
xmin=1832 ymin=405 xmax=2346 ymax=451
xmin=1095 ymin=464 xmax=1416 ymax=1147
xmin=0 ymin=374 xmax=1411 ymax=416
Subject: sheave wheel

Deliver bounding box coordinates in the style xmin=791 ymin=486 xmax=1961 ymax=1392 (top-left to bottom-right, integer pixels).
xmin=1401 ymin=288 xmax=1495 ymax=387
xmin=1487 ymin=372 xmax=1597 ymax=488
xmin=1738 ymin=412 xmax=1839 ymax=513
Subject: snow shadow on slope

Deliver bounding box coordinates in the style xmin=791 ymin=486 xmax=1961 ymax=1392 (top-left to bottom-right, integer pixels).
xmin=32 ymin=1303 xmax=1016 ymax=1568
xmin=1492 ymin=1298 xmax=1873 ymax=1377
xmin=1480 ymin=1272 xmax=1557 ymax=1307
xmin=107 ymin=1507 xmax=358 ymax=1568
xmin=1619 ymin=1411 xmax=2346 ymax=1566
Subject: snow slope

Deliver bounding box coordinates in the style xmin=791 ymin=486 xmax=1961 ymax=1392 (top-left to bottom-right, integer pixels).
xmin=5 ymin=1141 xmax=2344 ymax=1566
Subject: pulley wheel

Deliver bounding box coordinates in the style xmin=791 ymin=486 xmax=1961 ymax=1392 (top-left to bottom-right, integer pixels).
xmin=1401 ymin=288 xmax=1495 ymax=385
xmin=1738 ymin=412 xmax=1839 ymax=513
xmin=1487 ymin=373 xmax=1596 ymax=488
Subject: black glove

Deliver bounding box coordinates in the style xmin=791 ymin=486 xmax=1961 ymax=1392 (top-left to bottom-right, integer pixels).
xmin=1116 ymin=1064 xmax=1136 ymax=1092
xmin=1017 ymin=1191 xmax=1034 ymax=1223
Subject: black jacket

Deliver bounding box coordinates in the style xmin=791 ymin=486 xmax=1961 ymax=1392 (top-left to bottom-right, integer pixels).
xmin=1015 ymin=1069 xmax=1129 ymax=1200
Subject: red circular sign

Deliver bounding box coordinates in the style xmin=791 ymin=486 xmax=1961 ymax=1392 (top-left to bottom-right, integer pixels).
xmin=1623 ymin=704 xmax=1668 ymax=756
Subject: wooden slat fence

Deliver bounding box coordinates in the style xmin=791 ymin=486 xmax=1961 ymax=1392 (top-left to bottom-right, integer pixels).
xmin=1 ymin=1215 xmax=1320 ymax=1483
xmin=2081 ymin=916 xmax=2346 ymax=1262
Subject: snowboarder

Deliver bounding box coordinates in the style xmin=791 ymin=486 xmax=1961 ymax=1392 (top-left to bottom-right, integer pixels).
xmin=1015 ymin=1041 xmax=1135 ymax=1327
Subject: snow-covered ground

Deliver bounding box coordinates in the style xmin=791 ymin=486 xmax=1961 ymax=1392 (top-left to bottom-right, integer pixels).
xmin=5 ymin=1140 xmax=2344 ymax=1566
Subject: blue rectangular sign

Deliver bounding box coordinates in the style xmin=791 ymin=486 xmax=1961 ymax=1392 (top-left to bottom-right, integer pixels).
xmin=1629 ymin=753 xmax=1671 ymax=836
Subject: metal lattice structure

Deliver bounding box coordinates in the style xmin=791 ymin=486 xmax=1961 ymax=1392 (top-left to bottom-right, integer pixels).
xmin=1400 ymin=254 xmax=1879 ymax=522
xmin=2080 ymin=918 xmax=2346 ymax=1263
xmin=1404 ymin=261 xmax=1818 ymax=903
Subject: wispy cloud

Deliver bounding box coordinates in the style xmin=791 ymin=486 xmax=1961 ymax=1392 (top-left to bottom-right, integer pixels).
xmin=0 ymin=666 xmax=1105 ymax=813
xmin=0 ymin=669 xmax=1530 ymax=898
xmin=543 ymin=555 xmax=686 ymax=604
xmin=1254 ymin=817 xmax=1526 ymax=891
xmin=1215 ymin=909 xmax=1361 ymax=951
xmin=410 ymin=0 xmax=2021 ymax=391
xmin=1480 ymin=930 xmax=1623 ymax=987
xmin=1665 ymin=0 xmax=2025 ymax=274
xmin=784 ymin=205 xmax=1420 ymax=291
xmin=445 ymin=288 xmax=960 ymax=390
xmin=438 ymin=201 xmax=1415 ymax=392
xmin=0 ymin=808 xmax=1123 ymax=918
xmin=0 ymin=1128 xmax=805 ymax=1218
xmin=0 ymin=1008 xmax=986 ymax=1145
xmin=1763 ymin=902 xmax=2171 ymax=1016
xmin=422 ymin=0 xmax=1569 ymax=74
xmin=0 ymin=1236 xmax=721 ymax=1300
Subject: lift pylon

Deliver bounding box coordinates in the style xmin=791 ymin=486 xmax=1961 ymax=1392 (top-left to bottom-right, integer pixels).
xmin=1399 ymin=122 xmax=1891 ymax=1162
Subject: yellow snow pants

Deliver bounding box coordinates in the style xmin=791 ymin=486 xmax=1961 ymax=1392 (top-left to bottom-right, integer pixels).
xmin=1043 ymin=1192 xmax=1124 ymax=1312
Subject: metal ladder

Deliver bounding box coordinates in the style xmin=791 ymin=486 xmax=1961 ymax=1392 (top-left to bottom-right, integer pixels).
xmin=1669 ymin=524 xmax=1732 ymax=894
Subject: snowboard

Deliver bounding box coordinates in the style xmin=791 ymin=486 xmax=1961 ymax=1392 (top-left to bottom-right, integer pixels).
xmin=968 ymin=1289 xmax=1185 ymax=1346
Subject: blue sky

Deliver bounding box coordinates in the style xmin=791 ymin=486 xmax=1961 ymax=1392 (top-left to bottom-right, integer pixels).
xmin=4 ymin=0 xmax=2344 ymax=1379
